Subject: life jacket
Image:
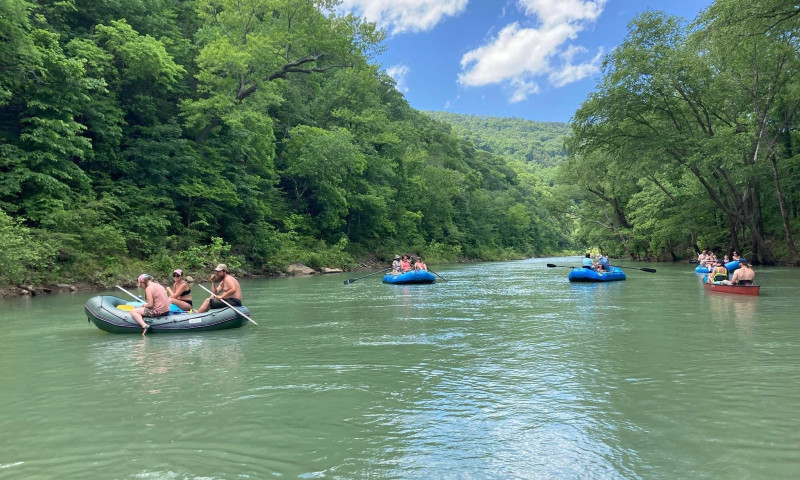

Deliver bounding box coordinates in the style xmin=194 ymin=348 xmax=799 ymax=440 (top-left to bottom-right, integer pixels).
xmin=711 ymin=266 xmax=728 ymax=282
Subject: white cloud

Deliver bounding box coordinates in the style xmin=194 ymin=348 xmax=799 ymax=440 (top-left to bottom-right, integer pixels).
xmin=517 ymin=0 xmax=604 ymax=27
xmin=459 ymin=0 xmax=606 ymax=102
xmin=386 ymin=64 xmax=411 ymax=92
xmin=509 ymin=78 xmax=540 ymax=103
xmin=548 ymin=45 xmax=604 ymax=87
xmin=339 ymin=0 xmax=469 ymax=34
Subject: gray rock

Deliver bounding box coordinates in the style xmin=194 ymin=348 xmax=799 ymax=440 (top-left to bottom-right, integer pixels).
xmin=286 ymin=263 xmax=317 ymax=275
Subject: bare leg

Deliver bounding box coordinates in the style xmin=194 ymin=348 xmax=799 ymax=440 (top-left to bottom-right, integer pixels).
xmin=170 ymin=298 xmax=192 ymax=311
xmin=130 ymin=307 xmax=149 ymax=335
xmin=196 ymin=297 xmax=212 ymax=313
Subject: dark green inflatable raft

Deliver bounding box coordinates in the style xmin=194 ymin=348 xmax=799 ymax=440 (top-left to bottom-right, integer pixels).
xmin=85 ymin=295 xmax=250 ymax=334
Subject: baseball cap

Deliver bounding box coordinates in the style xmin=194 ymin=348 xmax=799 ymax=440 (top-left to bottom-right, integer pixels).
xmin=173 ymin=269 xmax=183 ymax=276
xmin=137 ymin=274 xmax=150 ymax=284
xmin=214 ymin=264 xmax=228 ymax=272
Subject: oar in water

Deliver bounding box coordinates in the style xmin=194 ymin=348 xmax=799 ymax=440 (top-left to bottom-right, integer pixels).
xmin=343 ymin=267 xmax=392 ymax=285
xmin=546 ymin=263 xmax=574 ymax=269
xmin=611 ymin=265 xmax=657 ymax=273
xmin=428 ymin=269 xmax=449 ymax=282
xmin=196 ymin=283 xmax=258 ymax=326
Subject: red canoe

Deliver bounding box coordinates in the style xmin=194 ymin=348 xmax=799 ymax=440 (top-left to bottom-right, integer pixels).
xmin=702 ymin=281 xmax=760 ymax=296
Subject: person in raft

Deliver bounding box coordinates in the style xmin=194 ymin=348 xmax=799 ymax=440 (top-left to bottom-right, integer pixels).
xmin=130 ymin=274 xmax=170 ymax=335
xmin=595 ymin=253 xmax=610 ymax=272
xmin=391 ymin=255 xmax=402 ymax=273
xmin=166 ymin=268 xmax=192 ymax=311
xmin=414 ymin=256 xmax=428 ymax=271
xmin=724 ymin=259 xmax=755 ymax=285
xmin=400 ymin=255 xmax=413 ymax=272
xmin=582 ymin=253 xmax=595 ymax=269
xmin=196 ymin=264 xmax=242 ymax=313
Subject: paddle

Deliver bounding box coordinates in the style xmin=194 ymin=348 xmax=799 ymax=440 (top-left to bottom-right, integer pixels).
xmin=611 ymin=265 xmax=657 ymax=273
xmin=343 ymin=267 xmax=392 ymax=285
xmin=428 ymin=269 xmax=449 ymax=282
xmin=197 ymin=283 xmax=258 ymax=326
xmin=546 ymin=263 xmax=574 ymax=269
xmin=116 ymin=285 xmax=143 ymax=302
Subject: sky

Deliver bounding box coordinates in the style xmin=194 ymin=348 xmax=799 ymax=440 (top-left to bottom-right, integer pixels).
xmin=338 ymin=0 xmax=714 ymax=123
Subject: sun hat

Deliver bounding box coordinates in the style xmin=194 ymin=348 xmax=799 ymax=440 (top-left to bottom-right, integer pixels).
xmin=394 ymin=255 xmax=400 ymax=260
xmin=214 ymin=263 xmax=228 ymax=272
xmin=173 ymin=269 xmax=183 ymax=276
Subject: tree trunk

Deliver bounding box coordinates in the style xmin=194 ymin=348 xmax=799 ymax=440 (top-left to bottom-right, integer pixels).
xmin=770 ymin=154 xmax=800 ymax=264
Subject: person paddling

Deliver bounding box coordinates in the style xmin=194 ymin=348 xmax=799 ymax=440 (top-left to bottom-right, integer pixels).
xmin=196 ymin=264 xmax=243 ymax=313
xmin=130 ymin=274 xmax=170 ymax=335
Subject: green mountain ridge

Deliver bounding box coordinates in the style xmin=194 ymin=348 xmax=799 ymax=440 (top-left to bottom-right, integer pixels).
xmin=423 ymin=111 xmax=570 ymax=168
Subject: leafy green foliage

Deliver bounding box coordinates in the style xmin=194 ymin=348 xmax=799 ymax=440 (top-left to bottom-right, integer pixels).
xmin=0 ymin=209 xmax=56 ymax=285
xmin=0 ymin=0 xmax=578 ymax=288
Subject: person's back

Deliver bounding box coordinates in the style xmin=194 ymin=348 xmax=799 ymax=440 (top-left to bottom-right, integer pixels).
xmin=731 ymin=260 xmax=755 ymax=285
xmin=710 ymin=262 xmax=728 ymax=283
xmin=147 ymin=281 xmax=171 ymax=315
xmin=598 ymin=255 xmax=610 ymax=271
xmin=582 ymin=253 xmax=594 ymax=269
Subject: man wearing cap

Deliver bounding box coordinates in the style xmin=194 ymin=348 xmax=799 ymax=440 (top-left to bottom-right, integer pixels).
xmin=130 ymin=274 xmax=170 ymax=335
xmin=725 ymin=259 xmax=755 ymax=286
xmin=196 ymin=264 xmax=243 ymax=313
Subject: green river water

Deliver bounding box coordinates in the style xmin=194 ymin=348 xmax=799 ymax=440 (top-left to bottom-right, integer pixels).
xmin=1 ymin=257 xmax=799 ymax=479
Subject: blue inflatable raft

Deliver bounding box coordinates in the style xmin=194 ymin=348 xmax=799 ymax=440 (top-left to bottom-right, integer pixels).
xmin=568 ymin=266 xmax=626 ymax=283
xmin=695 ymin=260 xmax=739 ymax=275
xmin=382 ymin=270 xmax=436 ymax=285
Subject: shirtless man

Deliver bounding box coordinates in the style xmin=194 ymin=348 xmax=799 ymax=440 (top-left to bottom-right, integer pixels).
xmin=725 ymin=259 xmax=755 ymax=285
xmin=196 ymin=264 xmax=243 ymax=312
xmin=697 ymin=249 xmax=708 ymax=266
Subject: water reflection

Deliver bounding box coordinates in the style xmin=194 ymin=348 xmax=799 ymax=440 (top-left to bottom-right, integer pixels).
xmin=706 ymin=294 xmax=759 ymax=338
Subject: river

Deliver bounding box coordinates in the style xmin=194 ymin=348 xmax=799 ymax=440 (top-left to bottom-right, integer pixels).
xmin=1 ymin=257 xmax=798 ymax=479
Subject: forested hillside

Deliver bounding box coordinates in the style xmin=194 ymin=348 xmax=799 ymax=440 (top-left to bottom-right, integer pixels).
xmin=424 ymin=112 xmax=569 ymax=168
xmin=559 ymin=0 xmax=800 ymax=265
xmin=0 ymin=0 xmax=571 ymax=288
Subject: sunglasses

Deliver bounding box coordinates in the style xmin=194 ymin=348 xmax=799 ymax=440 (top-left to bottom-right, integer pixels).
xmin=173 ymin=273 xmax=181 ymax=277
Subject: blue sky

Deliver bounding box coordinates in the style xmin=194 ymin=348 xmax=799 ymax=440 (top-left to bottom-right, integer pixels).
xmin=339 ymin=0 xmax=713 ymax=122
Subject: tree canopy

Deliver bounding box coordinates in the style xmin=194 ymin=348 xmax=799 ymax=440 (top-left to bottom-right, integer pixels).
xmin=0 ymin=0 xmax=568 ymax=286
